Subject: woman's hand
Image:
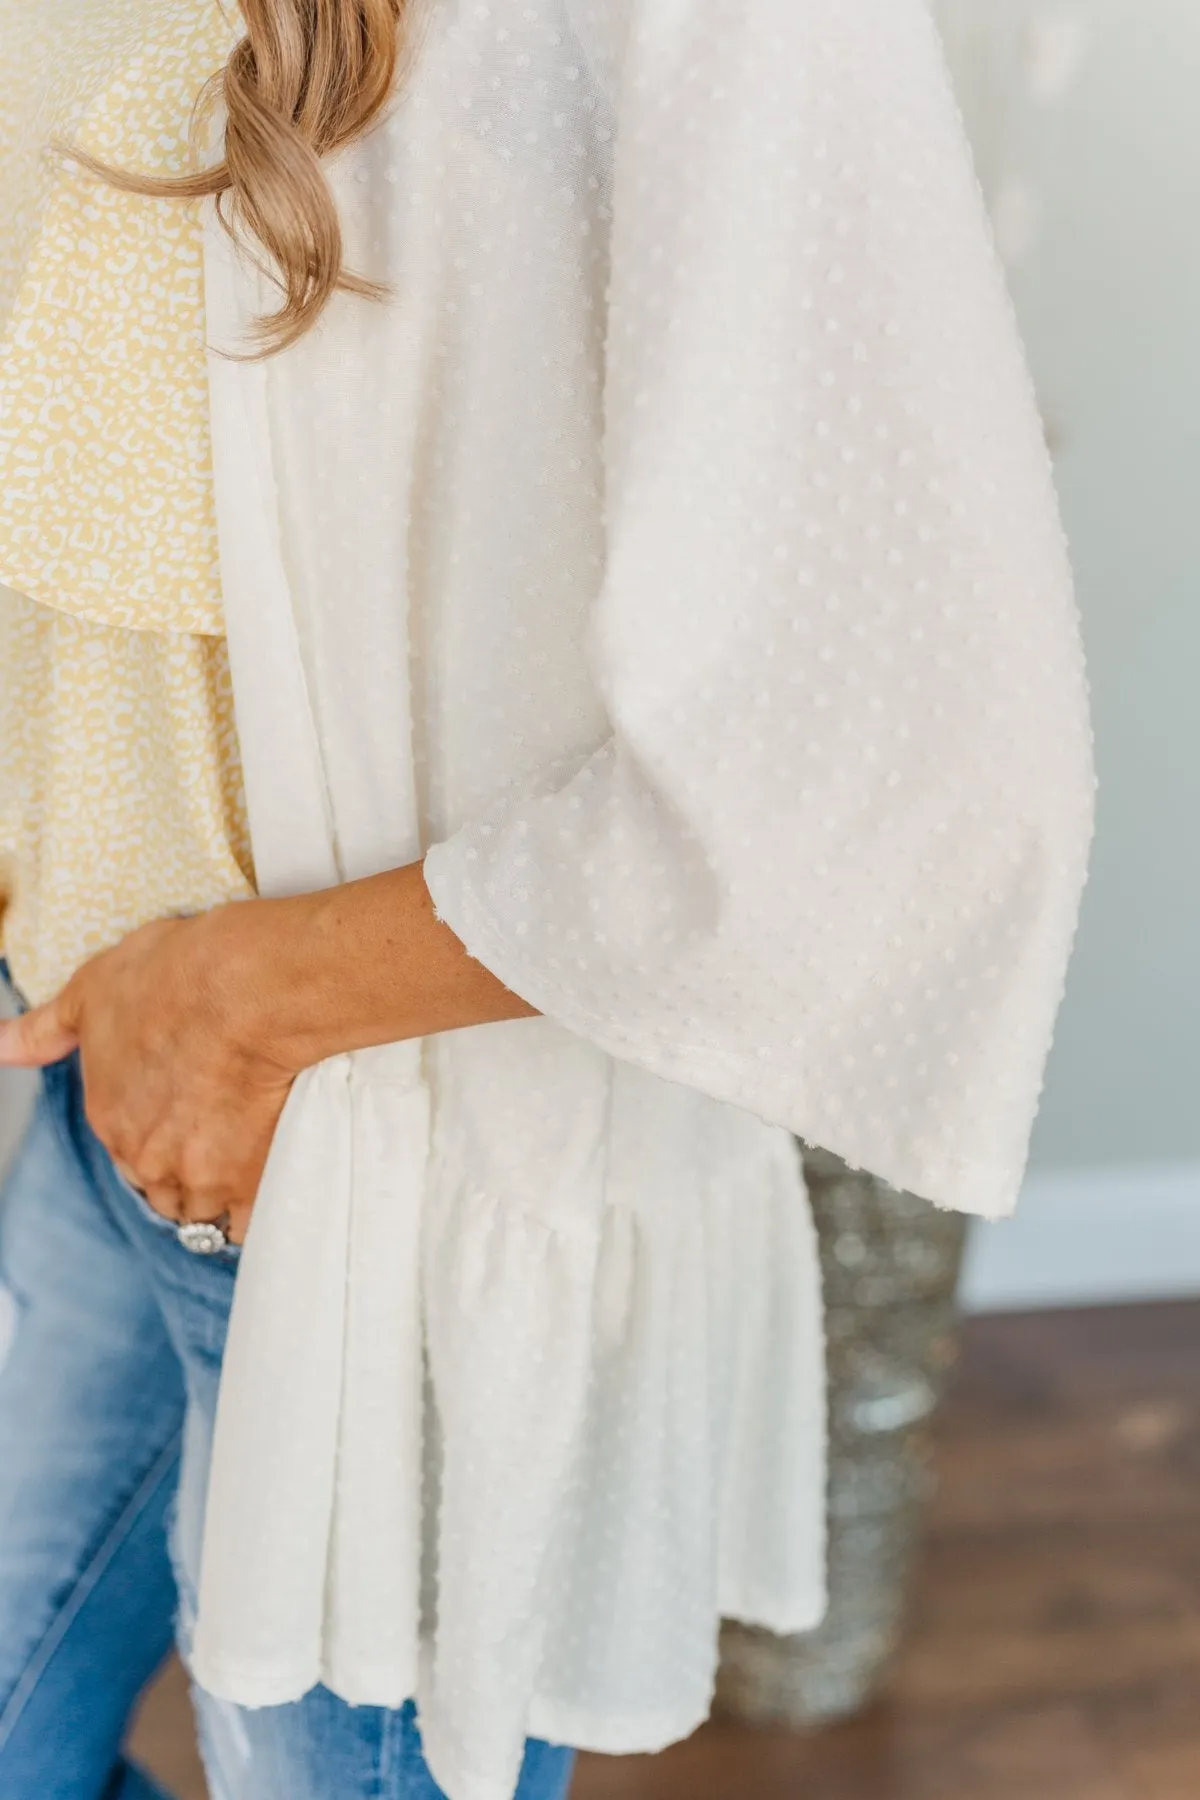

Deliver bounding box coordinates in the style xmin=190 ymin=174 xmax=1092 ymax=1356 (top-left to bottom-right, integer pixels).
xmin=0 ymin=863 xmax=536 ymax=1242
xmin=0 ymin=909 xmax=301 ymax=1242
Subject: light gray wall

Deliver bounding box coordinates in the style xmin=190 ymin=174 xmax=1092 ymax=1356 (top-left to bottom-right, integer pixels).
xmin=0 ymin=1087 xmax=31 ymax=1187
xmin=0 ymin=989 xmax=33 ymax=1182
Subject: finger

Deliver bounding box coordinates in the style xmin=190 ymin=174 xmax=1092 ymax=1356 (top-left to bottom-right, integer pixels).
xmin=111 ymin=1158 xmax=178 ymax=1218
xmin=139 ymin=1182 xmax=186 ymax=1225
xmin=0 ymin=999 xmax=80 ymax=1068
xmin=176 ymin=1190 xmax=232 ymax=1226
xmin=224 ymin=1204 xmax=252 ymax=1248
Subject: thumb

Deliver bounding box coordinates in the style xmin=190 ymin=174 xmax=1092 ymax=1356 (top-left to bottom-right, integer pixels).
xmin=0 ymin=997 xmax=81 ymax=1068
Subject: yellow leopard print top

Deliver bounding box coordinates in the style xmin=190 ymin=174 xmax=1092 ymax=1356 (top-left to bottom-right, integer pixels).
xmin=0 ymin=0 xmax=255 ymax=1006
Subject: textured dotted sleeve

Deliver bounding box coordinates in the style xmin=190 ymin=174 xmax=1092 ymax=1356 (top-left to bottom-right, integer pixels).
xmin=423 ymin=0 xmax=1095 ymax=1219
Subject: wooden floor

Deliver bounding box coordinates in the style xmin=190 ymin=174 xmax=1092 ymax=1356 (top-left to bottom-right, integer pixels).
xmin=132 ymin=1301 xmax=1200 ymax=1800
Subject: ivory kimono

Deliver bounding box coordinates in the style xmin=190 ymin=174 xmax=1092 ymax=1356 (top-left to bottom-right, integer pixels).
xmin=190 ymin=2 xmax=1094 ymax=1797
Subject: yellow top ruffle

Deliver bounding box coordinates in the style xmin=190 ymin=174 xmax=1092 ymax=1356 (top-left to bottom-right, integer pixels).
xmin=0 ymin=0 xmax=254 ymax=1005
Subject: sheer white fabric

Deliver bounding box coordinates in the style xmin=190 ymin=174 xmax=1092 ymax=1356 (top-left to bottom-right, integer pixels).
xmin=188 ymin=3 xmax=1093 ymax=1798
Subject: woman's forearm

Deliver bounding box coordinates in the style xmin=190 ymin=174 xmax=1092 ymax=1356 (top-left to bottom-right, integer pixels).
xmin=223 ymin=861 xmax=539 ymax=1075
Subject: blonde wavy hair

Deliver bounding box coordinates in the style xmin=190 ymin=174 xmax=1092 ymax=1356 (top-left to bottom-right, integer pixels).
xmin=75 ymin=1 xmax=406 ymax=353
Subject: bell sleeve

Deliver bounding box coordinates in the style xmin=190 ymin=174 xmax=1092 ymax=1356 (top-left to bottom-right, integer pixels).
xmin=422 ymin=0 xmax=1095 ymax=1221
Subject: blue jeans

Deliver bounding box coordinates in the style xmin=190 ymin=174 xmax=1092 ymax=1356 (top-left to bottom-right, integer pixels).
xmin=0 ymin=1052 xmax=576 ymax=1800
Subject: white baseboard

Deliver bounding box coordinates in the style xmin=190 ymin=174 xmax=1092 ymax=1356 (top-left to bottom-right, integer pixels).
xmin=961 ymin=1160 xmax=1200 ymax=1313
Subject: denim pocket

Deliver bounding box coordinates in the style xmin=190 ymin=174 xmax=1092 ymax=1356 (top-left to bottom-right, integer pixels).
xmin=110 ymin=1167 xmax=242 ymax=1261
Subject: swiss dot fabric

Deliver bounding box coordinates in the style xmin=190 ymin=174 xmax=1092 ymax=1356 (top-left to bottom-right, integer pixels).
xmin=425 ymin=0 xmax=1096 ymax=1217
xmin=188 ymin=4 xmax=1093 ymax=1800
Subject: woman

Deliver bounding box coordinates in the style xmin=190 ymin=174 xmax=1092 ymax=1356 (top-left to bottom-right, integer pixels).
xmin=0 ymin=1 xmax=1094 ymax=1797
